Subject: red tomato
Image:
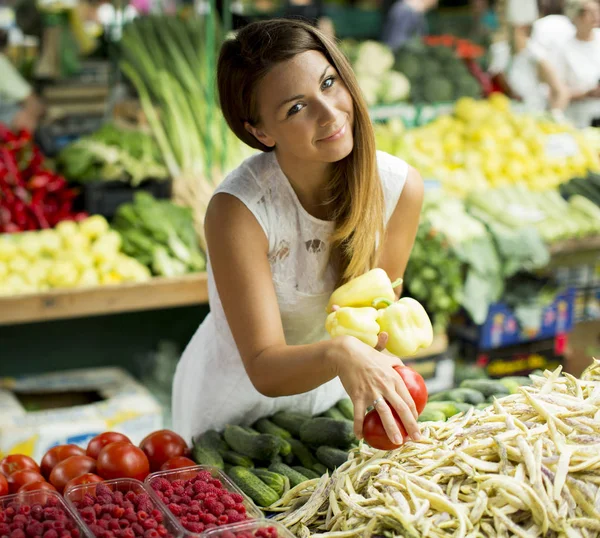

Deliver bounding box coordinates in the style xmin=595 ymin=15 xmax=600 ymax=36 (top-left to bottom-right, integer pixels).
xmin=0 ymin=473 xmax=8 ymax=497
xmin=64 ymin=473 xmax=104 ymax=494
xmin=49 ymin=456 xmax=97 ymax=493
xmin=97 ymin=442 xmax=149 ymax=481
xmin=7 ymin=470 xmax=46 ymax=494
xmin=18 ymin=481 xmax=57 ymax=493
xmin=160 ymin=457 xmax=197 ymax=471
xmin=87 ymin=432 xmax=132 ymax=460
xmin=139 ymin=430 xmax=188 ymax=472
xmin=393 ymin=366 xmax=428 ymax=414
xmin=40 ymin=444 xmax=86 ymax=479
xmin=362 ymin=366 xmax=428 ymax=451
xmin=0 ymin=455 xmax=40 ymax=477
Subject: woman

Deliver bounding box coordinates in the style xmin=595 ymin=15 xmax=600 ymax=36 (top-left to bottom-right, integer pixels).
xmin=556 ymin=0 xmax=600 ymax=127
xmin=172 ymin=19 xmax=424 ymax=448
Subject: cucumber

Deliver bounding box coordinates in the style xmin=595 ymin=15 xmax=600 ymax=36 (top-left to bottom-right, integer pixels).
xmin=417 ymin=408 xmax=446 ymax=422
xmin=476 ymin=403 xmax=491 ymax=410
xmin=250 ymin=468 xmax=286 ymax=497
xmin=459 ymin=379 xmax=510 ymax=398
xmin=313 ymin=463 xmax=328 ymax=475
xmin=336 ymin=399 xmax=354 ymax=420
xmin=454 ymin=402 xmax=474 ymax=414
xmin=284 ymin=451 xmax=295 ymax=465
xmin=268 ymin=462 xmax=309 ymax=487
xmin=223 ymin=451 xmax=254 ymax=468
xmin=227 ymin=466 xmax=279 ymax=507
xmin=316 ymin=446 xmax=348 ymax=471
xmin=499 ymin=376 xmax=532 ymax=394
xmin=192 ymin=444 xmax=225 ymax=469
xmin=247 ymin=424 xmax=292 ymax=457
xmin=423 ymin=401 xmax=461 ymax=418
xmin=195 ymin=430 xmax=229 ymax=455
xmin=292 ymin=466 xmax=320 ymax=480
xmin=322 ymin=407 xmax=349 ymax=421
xmin=223 ymin=425 xmax=281 ymax=461
xmin=271 ymin=412 xmax=310 ymax=437
xmin=254 ymin=418 xmax=292 ymax=439
xmin=288 ymin=439 xmax=319 ymax=470
xmin=300 ymin=418 xmax=355 ymax=449
xmin=446 ymin=388 xmax=485 ymax=405
xmin=428 ymin=390 xmax=452 ymax=402
xmin=243 ymin=426 xmax=261 ymax=435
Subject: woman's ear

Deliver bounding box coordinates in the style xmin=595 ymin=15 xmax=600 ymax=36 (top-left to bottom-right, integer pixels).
xmin=244 ymin=121 xmax=275 ymax=148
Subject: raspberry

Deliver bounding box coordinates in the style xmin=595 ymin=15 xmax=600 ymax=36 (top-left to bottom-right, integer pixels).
xmin=207 ymin=500 xmax=224 ymax=517
xmin=42 ymin=531 xmax=57 ymax=538
xmin=170 ymin=481 xmax=184 ymax=490
xmin=101 ymin=514 xmax=113 ymax=521
xmin=0 ymin=523 xmax=10 ymax=536
xmin=186 ymin=515 xmax=199 ymax=523
xmin=217 ymin=515 xmax=228 ymax=525
xmin=88 ymin=524 xmax=104 ymax=536
xmin=156 ymin=527 xmax=168 ymax=538
xmin=230 ymin=494 xmax=244 ymax=504
xmin=81 ymin=495 xmax=95 ymax=508
xmin=172 ymin=487 xmax=184 ymax=497
xmin=80 ymin=507 xmax=96 ymax=526
xmin=204 ymin=524 xmax=217 ymax=530
xmin=71 ymin=529 xmax=80 ymax=538
xmin=109 ymin=520 xmax=121 ymax=531
xmin=179 ymin=496 xmax=191 ymax=507
xmin=122 ymin=529 xmax=135 ymax=538
xmin=136 ymin=512 xmax=148 ymax=522
xmin=97 ymin=496 xmax=112 ymax=506
xmin=219 ymin=494 xmax=235 ymax=509
xmin=225 ymin=511 xmax=245 ymax=524
xmin=233 ymin=504 xmax=246 ymax=514
xmin=110 ymin=507 xmax=124 ymax=519
xmin=18 ymin=506 xmax=31 ymax=517
xmin=113 ymin=493 xmax=124 ymax=506
xmin=220 ymin=532 xmax=236 ymax=538
xmin=130 ymin=524 xmax=143 ymax=536
xmin=140 ymin=520 xmax=156 ymax=531
xmin=124 ymin=493 xmax=136 ymax=504
xmin=95 ymin=485 xmax=112 ymax=498
xmin=94 ymin=505 xmax=103 ymax=516
xmin=183 ymin=522 xmax=204 ymax=534
xmin=166 ymin=505 xmax=181 ymax=518
xmin=150 ymin=479 xmax=169 ymax=493
xmin=149 ymin=512 xmax=161 ymax=524
xmin=45 ymin=499 xmax=58 ymax=509
xmin=124 ymin=513 xmax=137 ymax=524
xmin=25 ymin=522 xmax=44 ymax=538
xmin=118 ymin=519 xmax=129 ymax=530
xmin=200 ymin=514 xmax=217 ymax=525
xmin=143 ymin=530 xmax=159 ymax=538
xmin=97 ymin=520 xmax=110 ymax=530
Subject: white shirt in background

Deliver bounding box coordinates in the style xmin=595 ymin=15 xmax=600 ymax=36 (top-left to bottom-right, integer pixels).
xmin=556 ymin=29 xmax=600 ymax=128
xmin=531 ymin=14 xmax=575 ymax=52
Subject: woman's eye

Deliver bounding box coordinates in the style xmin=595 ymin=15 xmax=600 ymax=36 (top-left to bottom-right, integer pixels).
xmin=322 ymin=76 xmax=336 ymax=90
xmin=287 ymin=103 xmax=303 ymax=117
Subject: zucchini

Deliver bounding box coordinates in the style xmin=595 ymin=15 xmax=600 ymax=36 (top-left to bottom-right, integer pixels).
xmin=271 ymin=412 xmax=310 ymax=437
xmin=268 ymin=462 xmax=309 ymax=487
xmin=223 ymin=451 xmax=254 ymax=468
xmin=313 ymin=463 xmax=328 ymax=475
xmin=417 ymin=408 xmax=446 ymax=422
xmin=322 ymin=407 xmax=349 ymax=421
xmin=192 ymin=444 xmax=225 ymax=469
xmin=300 ymin=418 xmax=355 ymax=449
xmin=254 ymin=418 xmax=292 ymax=439
xmin=336 ymin=398 xmax=354 ymax=420
xmin=195 ymin=430 xmax=229 ymax=455
xmin=459 ymin=379 xmax=510 ymax=398
xmin=250 ymin=468 xmax=286 ymax=497
xmin=223 ymin=425 xmax=281 ymax=461
xmin=316 ymin=446 xmax=348 ymax=471
xmin=288 ymin=439 xmax=319 ymax=470
xmin=446 ymin=388 xmax=485 ymax=405
xmin=292 ymin=466 xmax=320 ymax=479
xmin=227 ymin=466 xmax=279 ymax=507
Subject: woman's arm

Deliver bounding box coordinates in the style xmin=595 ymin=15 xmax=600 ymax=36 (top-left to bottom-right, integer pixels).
xmin=537 ymin=58 xmax=570 ymax=110
xmin=205 ymin=192 xmax=420 ymax=443
xmin=378 ymin=166 xmax=424 ymax=298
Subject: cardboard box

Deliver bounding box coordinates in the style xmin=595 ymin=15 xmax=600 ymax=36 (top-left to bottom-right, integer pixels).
xmin=0 ymin=367 xmax=163 ymax=461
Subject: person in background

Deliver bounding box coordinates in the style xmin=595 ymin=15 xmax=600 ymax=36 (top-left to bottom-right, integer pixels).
xmin=555 ymin=0 xmax=600 ymax=127
xmin=531 ymin=0 xmax=575 ymax=52
xmin=0 ymin=29 xmax=44 ymax=132
xmin=381 ymin=0 xmax=438 ymax=51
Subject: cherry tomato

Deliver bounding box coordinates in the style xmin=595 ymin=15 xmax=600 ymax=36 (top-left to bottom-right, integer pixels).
xmin=160 ymin=457 xmax=197 ymax=471
xmin=87 ymin=432 xmax=132 ymax=460
xmin=7 ymin=470 xmax=46 ymax=494
xmin=0 ymin=455 xmax=40 ymax=477
xmin=139 ymin=430 xmax=188 ymax=472
xmin=64 ymin=473 xmax=104 ymax=494
xmin=49 ymin=456 xmax=97 ymax=493
xmin=362 ymin=366 xmax=428 ymax=450
xmin=41 ymin=444 xmax=86 ymax=479
xmin=18 ymin=481 xmax=57 ymax=493
xmin=97 ymin=442 xmax=149 ymax=481
xmin=0 ymin=473 xmax=8 ymax=497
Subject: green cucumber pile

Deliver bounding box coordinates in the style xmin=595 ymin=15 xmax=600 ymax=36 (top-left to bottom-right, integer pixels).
xmin=190 ymin=401 xmax=356 ymax=508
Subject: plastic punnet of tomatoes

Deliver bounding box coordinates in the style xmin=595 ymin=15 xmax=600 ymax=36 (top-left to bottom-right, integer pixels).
xmin=64 ymin=478 xmax=180 ymax=538
xmin=201 ymin=520 xmax=294 ymax=538
xmin=145 ymin=466 xmax=262 ymax=537
xmin=0 ymin=489 xmax=87 ymax=538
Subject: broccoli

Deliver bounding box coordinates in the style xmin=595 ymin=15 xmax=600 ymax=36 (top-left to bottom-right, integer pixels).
xmin=423 ymin=77 xmax=455 ymax=103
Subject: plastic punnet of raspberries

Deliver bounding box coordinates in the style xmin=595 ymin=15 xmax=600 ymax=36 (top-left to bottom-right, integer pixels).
xmin=0 ymin=500 xmax=81 ymax=538
xmin=72 ymin=486 xmax=174 ymax=538
xmin=149 ymin=471 xmax=249 ymax=533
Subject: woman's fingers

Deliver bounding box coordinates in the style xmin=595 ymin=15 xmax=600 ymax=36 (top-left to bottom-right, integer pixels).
xmin=374 ymin=399 xmax=404 ymax=445
xmin=387 ymin=387 xmax=421 ymax=441
xmin=395 ymin=374 xmax=419 ymax=421
xmin=352 ymin=399 xmax=366 ymax=440
xmin=375 ymin=332 xmax=388 ymax=352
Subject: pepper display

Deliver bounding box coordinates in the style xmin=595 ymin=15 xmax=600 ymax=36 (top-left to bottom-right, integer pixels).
xmin=326 ymin=268 xmax=403 ymax=313
xmin=325 ymin=306 xmax=380 ymax=347
xmin=0 ymin=125 xmax=85 ymax=233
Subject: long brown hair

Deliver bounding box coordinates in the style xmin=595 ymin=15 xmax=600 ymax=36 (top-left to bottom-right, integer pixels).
xmin=217 ymin=19 xmax=384 ymax=284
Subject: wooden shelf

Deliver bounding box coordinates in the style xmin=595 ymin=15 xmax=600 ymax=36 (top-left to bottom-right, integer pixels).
xmin=0 ymin=273 xmax=209 ymax=326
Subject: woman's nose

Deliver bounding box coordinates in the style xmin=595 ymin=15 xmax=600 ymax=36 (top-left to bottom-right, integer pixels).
xmin=318 ymin=101 xmax=337 ymax=127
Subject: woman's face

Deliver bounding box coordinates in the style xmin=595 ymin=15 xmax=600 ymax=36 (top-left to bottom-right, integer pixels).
xmin=577 ymin=1 xmax=600 ymax=33
xmin=248 ymin=50 xmax=354 ymax=164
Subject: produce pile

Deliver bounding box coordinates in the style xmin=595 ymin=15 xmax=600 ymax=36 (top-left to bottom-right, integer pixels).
xmin=393 ymin=36 xmax=485 ymax=104
xmin=340 ymin=40 xmax=410 ymax=107
xmin=112 ymin=193 xmax=206 ymax=277
xmin=271 ymin=361 xmax=600 ymax=537
xmin=375 ymin=94 xmax=600 ymax=196
xmin=56 ymin=123 xmax=168 ymax=187
xmin=0 ymin=216 xmax=151 ymax=295
xmin=0 ymin=126 xmax=85 ymax=233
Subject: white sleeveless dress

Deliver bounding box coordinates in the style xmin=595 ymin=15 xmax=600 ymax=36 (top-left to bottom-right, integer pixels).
xmin=172 ymin=150 xmax=408 ymax=443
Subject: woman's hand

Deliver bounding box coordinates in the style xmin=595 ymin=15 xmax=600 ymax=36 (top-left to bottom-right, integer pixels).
xmin=331 ymin=334 xmax=421 ymax=446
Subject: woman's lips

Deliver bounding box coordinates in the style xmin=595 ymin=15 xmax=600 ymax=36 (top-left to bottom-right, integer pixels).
xmin=319 ymin=123 xmax=347 ymax=142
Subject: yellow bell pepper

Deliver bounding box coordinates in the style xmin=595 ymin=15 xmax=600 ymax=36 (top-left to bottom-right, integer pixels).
xmin=376 ymin=297 xmax=434 ymax=357
xmin=326 ymin=268 xmax=403 ymax=313
xmin=325 ymin=307 xmax=380 ymax=347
